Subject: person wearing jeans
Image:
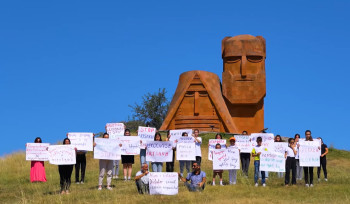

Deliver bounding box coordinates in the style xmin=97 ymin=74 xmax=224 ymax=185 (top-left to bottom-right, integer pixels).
xmin=112 ymin=160 xmax=120 ymax=179
xmin=294 ymin=134 xmax=303 ymax=180
xmin=252 ymin=137 xmax=266 ymax=187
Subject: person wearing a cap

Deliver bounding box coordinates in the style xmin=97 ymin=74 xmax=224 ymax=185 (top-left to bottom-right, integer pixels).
xmin=228 ymin=137 xmax=239 ymax=185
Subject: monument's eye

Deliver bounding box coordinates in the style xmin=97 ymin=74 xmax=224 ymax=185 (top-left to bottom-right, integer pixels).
xmin=225 ymin=56 xmax=241 ymax=63
xmin=247 ymin=56 xmax=263 ymax=63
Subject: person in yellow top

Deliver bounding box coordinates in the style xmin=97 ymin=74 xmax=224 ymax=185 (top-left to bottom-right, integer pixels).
xmin=252 ymin=137 xmax=266 ymax=187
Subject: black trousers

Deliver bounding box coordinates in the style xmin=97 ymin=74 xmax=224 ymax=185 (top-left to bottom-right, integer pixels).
xmin=59 ymin=165 xmax=74 ymax=191
xmin=75 ymin=154 xmax=86 ymax=182
xmin=240 ymin=153 xmax=250 ymax=176
xmin=317 ymin=157 xmax=327 ymax=179
xmin=285 ymin=157 xmax=296 ymax=185
xmin=192 ymin=156 xmax=202 ymax=166
xmin=303 ymin=167 xmax=314 ymax=184
xmin=166 ymin=150 xmax=175 ymax=172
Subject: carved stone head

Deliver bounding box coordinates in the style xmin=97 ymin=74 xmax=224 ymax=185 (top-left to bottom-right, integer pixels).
xmin=222 ymin=35 xmax=266 ymax=104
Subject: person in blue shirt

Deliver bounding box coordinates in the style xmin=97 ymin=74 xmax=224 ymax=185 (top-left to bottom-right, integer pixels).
xmin=178 ymin=162 xmax=206 ymax=192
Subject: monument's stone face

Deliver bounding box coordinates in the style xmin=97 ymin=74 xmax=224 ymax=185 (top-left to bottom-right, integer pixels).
xmin=160 ymin=35 xmax=266 ymax=134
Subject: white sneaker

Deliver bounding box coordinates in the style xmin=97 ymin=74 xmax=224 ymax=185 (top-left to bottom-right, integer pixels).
xmin=115 ymin=175 xmax=119 ymax=179
xmin=106 ymin=186 xmax=112 ymax=190
xmin=310 ymin=184 xmax=314 ymax=187
xmin=80 ymin=181 xmax=84 ymax=184
xmin=233 ymin=182 xmax=236 ymax=185
xmin=318 ymin=178 xmax=320 ymax=182
xmin=212 ymin=182 xmax=216 ymax=186
xmin=305 ymin=184 xmax=309 ymax=187
xmin=76 ymin=182 xmax=80 ymax=184
xmin=325 ymin=178 xmax=328 ymax=182
xmin=98 ymin=187 xmax=102 ymax=190
xmin=255 ymin=183 xmax=258 ymax=187
xmin=220 ymin=183 xmax=224 ymax=186
xmin=262 ymin=183 xmax=266 ymax=187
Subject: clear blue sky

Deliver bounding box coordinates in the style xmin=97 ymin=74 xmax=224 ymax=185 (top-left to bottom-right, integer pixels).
xmin=1 ymin=1 xmax=349 ymax=156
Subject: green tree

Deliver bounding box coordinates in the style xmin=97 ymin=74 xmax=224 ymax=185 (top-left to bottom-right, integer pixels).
xmin=129 ymin=88 xmax=169 ymax=129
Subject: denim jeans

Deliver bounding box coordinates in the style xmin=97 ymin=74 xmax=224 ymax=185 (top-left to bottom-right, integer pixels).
xmin=140 ymin=149 xmax=149 ymax=167
xmin=228 ymin=169 xmax=237 ymax=184
xmin=295 ymin=159 xmax=303 ymax=180
xmin=112 ymin=160 xmax=119 ymax=176
xmin=180 ymin=160 xmax=191 ymax=176
xmin=185 ymin=182 xmax=205 ymax=192
xmin=254 ymin=160 xmax=265 ymax=184
xmin=152 ymin=162 xmax=163 ymax=172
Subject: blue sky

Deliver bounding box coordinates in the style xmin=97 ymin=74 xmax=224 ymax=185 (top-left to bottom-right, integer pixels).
xmin=1 ymin=1 xmax=349 ymax=156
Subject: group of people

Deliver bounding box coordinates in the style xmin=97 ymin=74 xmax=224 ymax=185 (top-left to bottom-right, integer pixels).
xmin=29 ymin=128 xmax=329 ymax=194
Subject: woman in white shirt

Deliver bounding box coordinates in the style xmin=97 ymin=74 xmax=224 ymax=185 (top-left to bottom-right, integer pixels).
xmin=285 ymin=138 xmax=297 ymax=186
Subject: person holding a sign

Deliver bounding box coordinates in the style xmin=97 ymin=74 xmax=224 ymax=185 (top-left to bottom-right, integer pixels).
xmin=284 ymin=138 xmax=297 ymax=186
xmin=122 ymin=129 xmax=134 ymax=180
xmin=135 ymin=163 xmax=150 ymax=194
xmin=228 ymin=137 xmax=238 ymax=185
xmin=95 ymin=133 xmax=114 ymax=190
xmin=59 ymin=138 xmax=76 ymax=194
xmin=165 ymin=131 xmax=176 ymax=172
xmin=178 ymin=161 xmax=206 ymax=192
xmin=179 ymin=132 xmax=191 ymax=177
xmin=212 ymin=143 xmax=224 ymax=186
xmin=252 ymin=137 xmax=266 ymax=187
xmin=294 ymin=134 xmax=303 ymax=181
xmin=30 ymin=137 xmax=47 ymax=183
xmin=317 ymin=137 xmax=328 ymax=182
xmin=193 ymin=129 xmax=202 ymax=166
xmin=304 ymin=130 xmax=315 ymax=187
xmin=240 ymin=131 xmax=250 ymax=177
xmin=151 ymin=132 xmax=164 ymax=172
xmin=275 ymin=135 xmax=284 ymax=178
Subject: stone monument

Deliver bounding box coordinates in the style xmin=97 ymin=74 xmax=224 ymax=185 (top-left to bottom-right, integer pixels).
xmin=160 ymin=34 xmax=266 ymax=133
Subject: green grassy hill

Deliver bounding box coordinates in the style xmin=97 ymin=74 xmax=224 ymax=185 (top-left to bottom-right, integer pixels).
xmin=1 ymin=133 xmax=350 ymax=204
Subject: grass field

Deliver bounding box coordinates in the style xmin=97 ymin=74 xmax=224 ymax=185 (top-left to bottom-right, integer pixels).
xmin=1 ymin=133 xmax=350 ymax=204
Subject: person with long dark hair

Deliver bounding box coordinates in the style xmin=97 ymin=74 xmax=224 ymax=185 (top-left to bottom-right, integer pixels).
xmin=294 ymin=134 xmax=303 ymax=181
xmin=122 ymin=129 xmax=134 ymax=180
xmin=179 ymin=132 xmax=191 ymax=177
xmin=151 ymin=132 xmax=164 ymax=172
xmin=30 ymin=137 xmax=47 ymax=182
xmin=317 ymin=137 xmax=328 ymax=182
xmin=165 ymin=130 xmax=176 ymax=172
xmin=240 ymin=130 xmax=250 ymax=177
xmin=59 ymin=138 xmax=75 ymax=194
xmin=95 ymin=133 xmax=114 ymax=190
xmin=304 ymin=130 xmax=314 ymax=187
xmin=275 ymin=135 xmax=284 ymax=178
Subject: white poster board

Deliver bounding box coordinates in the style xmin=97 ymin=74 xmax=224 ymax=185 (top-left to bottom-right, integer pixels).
xmin=235 ymin=135 xmax=252 ymax=153
xmin=106 ymin=123 xmax=125 ymax=138
xmin=94 ymin=138 xmax=121 ymax=160
xmin=208 ymin=139 xmax=226 ymax=161
xmin=115 ymin=136 xmax=140 ymax=155
xmin=250 ymin=133 xmax=274 ymax=150
xmin=149 ymin=172 xmax=178 ymax=195
xmin=176 ymin=143 xmax=196 ymax=161
xmin=48 ymin=145 xmax=76 ymax=165
xmin=299 ymin=140 xmax=321 ymax=167
xmin=67 ymin=132 xmax=93 ymax=151
xmin=26 ymin=143 xmax=50 ymax=161
xmin=260 ymin=150 xmax=286 ymax=172
xmin=146 ymin=141 xmax=173 ymax=162
xmin=213 ymin=147 xmax=240 ymax=170
xmin=169 ymin=129 xmax=192 ymax=142
xmin=178 ymin=136 xmax=195 ymax=143
xmin=273 ymin=142 xmax=289 ymax=154
xmin=138 ymin=126 xmax=156 ymax=149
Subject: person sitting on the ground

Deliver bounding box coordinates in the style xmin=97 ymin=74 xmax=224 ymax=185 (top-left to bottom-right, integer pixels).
xmin=135 ymin=163 xmax=149 ymax=194
xmin=178 ymin=162 xmax=206 ymax=192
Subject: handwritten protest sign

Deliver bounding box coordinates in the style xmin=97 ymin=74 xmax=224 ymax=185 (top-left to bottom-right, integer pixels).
xmin=176 ymin=143 xmax=196 ymax=161
xmin=106 ymin=123 xmax=125 ymax=138
xmin=67 ymin=132 xmax=93 ymax=151
xmin=48 ymin=145 xmax=76 ymax=165
xmin=149 ymin=172 xmax=178 ymax=195
xmin=26 ymin=143 xmax=49 ymax=161
xmin=235 ymin=135 xmax=252 ymax=153
xmin=138 ymin=126 xmax=156 ymax=149
xmin=250 ymin=133 xmax=274 ymax=149
xmin=146 ymin=141 xmax=173 ymax=162
xmin=213 ymin=147 xmax=240 ymax=170
xmin=208 ymin=139 xmax=226 ymax=161
xmin=169 ymin=129 xmax=192 ymax=142
xmin=94 ymin=138 xmax=121 ymax=160
xmin=299 ymin=140 xmax=321 ymax=167
xmin=260 ymin=150 xmax=285 ymax=172
xmin=178 ymin=136 xmax=195 ymax=143
xmin=273 ymin=142 xmax=288 ymax=154
xmin=115 ymin=136 xmax=140 ymax=155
